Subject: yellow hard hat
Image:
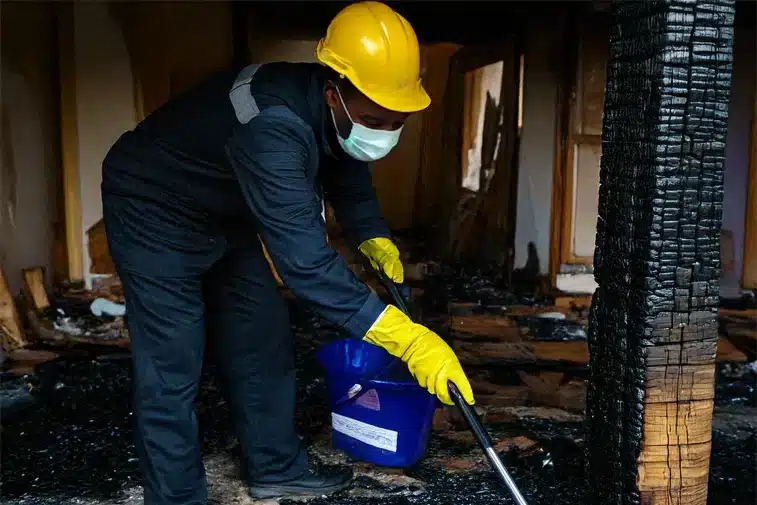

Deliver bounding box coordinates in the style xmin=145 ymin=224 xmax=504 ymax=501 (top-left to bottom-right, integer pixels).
xmin=316 ymin=1 xmax=430 ymax=113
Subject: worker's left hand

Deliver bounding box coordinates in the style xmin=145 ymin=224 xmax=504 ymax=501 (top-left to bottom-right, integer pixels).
xmin=359 ymin=237 xmax=404 ymax=283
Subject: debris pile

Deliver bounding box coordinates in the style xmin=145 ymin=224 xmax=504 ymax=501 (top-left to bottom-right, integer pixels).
xmin=43 ymin=296 xmax=127 ymax=342
xmin=716 ymin=362 xmax=757 ymax=407
xmin=1 ymin=255 xmax=755 ymax=505
xmin=1 ymin=292 xmax=756 ymax=505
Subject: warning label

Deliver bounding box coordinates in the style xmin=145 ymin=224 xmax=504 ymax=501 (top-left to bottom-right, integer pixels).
xmin=331 ymin=413 xmax=398 ymax=453
xmin=355 ymin=389 xmax=381 ymax=411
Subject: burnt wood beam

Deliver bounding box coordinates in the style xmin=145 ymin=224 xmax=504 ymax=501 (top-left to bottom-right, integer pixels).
xmin=586 ymin=1 xmax=735 ymax=505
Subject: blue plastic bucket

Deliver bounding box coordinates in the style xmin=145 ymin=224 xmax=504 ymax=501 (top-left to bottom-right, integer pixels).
xmin=316 ymin=338 xmax=438 ymax=467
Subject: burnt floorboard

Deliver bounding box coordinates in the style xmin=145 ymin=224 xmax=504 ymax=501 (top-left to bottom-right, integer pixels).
xmin=1 ymin=292 xmax=754 ymax=505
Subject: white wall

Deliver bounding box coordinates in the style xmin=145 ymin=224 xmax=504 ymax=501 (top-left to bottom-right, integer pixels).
xmin=513 ymin=18 xmax=560 ymax=275
xmin=0 ymin=3 xmax=59 ymax=296
xmin=721 ymin=23 xmax=756 ymax=296
xmin=0 ymin=68 xmax=58 ymax=295
xmin=73 ymin=3 xmax=136 ymax=287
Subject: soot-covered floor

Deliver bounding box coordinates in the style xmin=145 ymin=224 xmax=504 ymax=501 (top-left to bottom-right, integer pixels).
xmin=1 ymin=271 xmax=755 ymax=505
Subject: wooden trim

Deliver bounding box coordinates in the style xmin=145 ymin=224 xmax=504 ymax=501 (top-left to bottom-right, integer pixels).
xmin=22 ymin=267 xmax=51 ymax=311
xmin=57 ymin=3 xmax=84 ymax=283
xmin=572 ymin=134 xmax=603 ymax=145
xmin=562 ymin=135 xmax=603 ymax=265
xmin=560 ymin=19 xmax=583 ymax=267
xmin=461 ymin=68 xmax=484 ymax=184
xmin=557 ymin=14 xmax=607 ymax=267
xmin=742 ymin=94 xmax=757 ymax=289
xmin=560 ymin=136 xmax=577 ymax=265
xmin=549 ymin=8 xmax=575 ymax=286
xmin=0 ymin=264 xmax=28 ymax=351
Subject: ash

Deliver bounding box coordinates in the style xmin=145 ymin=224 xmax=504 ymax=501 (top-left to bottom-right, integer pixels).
xmin=1 ymin=298 xmax=754 ymax=505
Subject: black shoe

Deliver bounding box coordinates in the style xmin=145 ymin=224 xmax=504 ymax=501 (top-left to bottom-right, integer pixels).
xmin=250 ymin=466 xmax=353 ymax=499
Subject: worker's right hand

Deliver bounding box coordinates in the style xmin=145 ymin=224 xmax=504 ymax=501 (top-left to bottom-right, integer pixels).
xmin=363 ymin=305 xmax=475 ymax=406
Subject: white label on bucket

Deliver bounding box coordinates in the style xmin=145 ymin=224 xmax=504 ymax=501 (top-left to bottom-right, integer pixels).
xmin=331 ymin=413 xmax=398 ymax=453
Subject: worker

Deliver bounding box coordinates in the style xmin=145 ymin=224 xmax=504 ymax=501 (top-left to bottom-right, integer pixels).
xmin=101 ymin=2 xmax=474 ymax=504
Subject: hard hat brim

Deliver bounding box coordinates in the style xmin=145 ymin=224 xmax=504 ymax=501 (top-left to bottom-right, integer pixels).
xmin=317 ymin=44 xmax=431 ymax=114
xmin=360 ymin=82 xmax=432 ymax=114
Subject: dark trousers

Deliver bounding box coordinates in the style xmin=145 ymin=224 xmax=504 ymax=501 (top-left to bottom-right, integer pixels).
xmin=103 ymin=192 xmax=308 ymax=505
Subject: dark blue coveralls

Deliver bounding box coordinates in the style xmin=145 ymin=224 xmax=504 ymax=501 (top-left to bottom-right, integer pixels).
xmin=101 ymin=62 xmax=390 ymax=505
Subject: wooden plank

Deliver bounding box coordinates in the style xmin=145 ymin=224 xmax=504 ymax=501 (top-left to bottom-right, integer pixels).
xmin=450 ymin=308 xmax=578 ymax=336
xmin=469 ymin=381 xmax=530 ymax=406
xmin=456 ymin=337 xmax=741 ymax=365
xmin=7 ymin=349 xmax=60 ymax=375
xmin=554 ymin=295 xmax=592 ymax=309
xmin=554 ymin=379 xmax=586 ymax=411
xmin=86 ymin=219 xmax=116 ymax=275
xmin=450 ymin=315 xmax=524 ymax=340
xmin=716 ymin=336 xmax=749 ymax=361
xmin=454 ymin=340 xmax=590 ymax=364
xmin=741 ymin=94 xmax=757 ymax=289
xmin=718 ymin=307 xmax=757 ymax=317
xmin=469 ymin=373 xmax=586 ymax=411
xmin=450 ymin=312 xmax=745 ymax=363
xmin=720 ymin=313 xmax=757 ymax=361
xmin=518 ymin=371 xmax=586 ymax=411
xmin=22 ymin=267 xmax=50 ymax=311
xmin=57 ymin=2 xmax=84 ymax=283
xmin=0 ymin=264 xmax=27 ymax=350
xmin=517 ymin=371 xmax=565 ymax=390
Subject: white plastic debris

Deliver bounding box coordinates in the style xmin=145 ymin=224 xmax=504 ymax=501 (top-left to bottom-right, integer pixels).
xmin=53 ymin=318 xmax=84 ymax=336
xmin=536 ymin=312 xmax=567 ymax=320
xmin=90 ymin=298 xmax=126 ymax=317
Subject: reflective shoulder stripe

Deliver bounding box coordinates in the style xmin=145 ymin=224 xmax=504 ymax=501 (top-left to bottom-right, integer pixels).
xmin=229 ymin=64 xmax=262 ymax=124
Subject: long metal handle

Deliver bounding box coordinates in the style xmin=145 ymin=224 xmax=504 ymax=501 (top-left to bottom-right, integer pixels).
xmin=377 ymin=271 xmax=411 ymax=316
xmin=376 ymin=270 xmax=529 ymax=504
xmin=448 ymin=384 xmax=529 ymax=505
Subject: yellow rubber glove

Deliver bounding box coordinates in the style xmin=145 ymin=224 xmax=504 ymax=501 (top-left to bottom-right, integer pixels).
xmin=364 ymin=305 xmax=475 ymax=406
xmin=358 ymin=237 xmax=404 ymax=283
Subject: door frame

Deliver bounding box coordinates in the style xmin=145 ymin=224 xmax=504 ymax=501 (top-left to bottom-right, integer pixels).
xmin=439 ymin=40 xmax=522 ymax=271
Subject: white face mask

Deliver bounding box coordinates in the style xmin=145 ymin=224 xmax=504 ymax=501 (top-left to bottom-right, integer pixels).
xmin=329 ymin=86 xmax=403 ymax=162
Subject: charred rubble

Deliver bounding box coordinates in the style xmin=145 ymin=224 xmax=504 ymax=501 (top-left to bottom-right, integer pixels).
xmin=1 ymin=259 xmax=755 ymax=505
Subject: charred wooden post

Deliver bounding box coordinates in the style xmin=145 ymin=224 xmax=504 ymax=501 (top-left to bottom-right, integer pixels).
xmin=586 ymin=1 xmax=735 ymax=504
